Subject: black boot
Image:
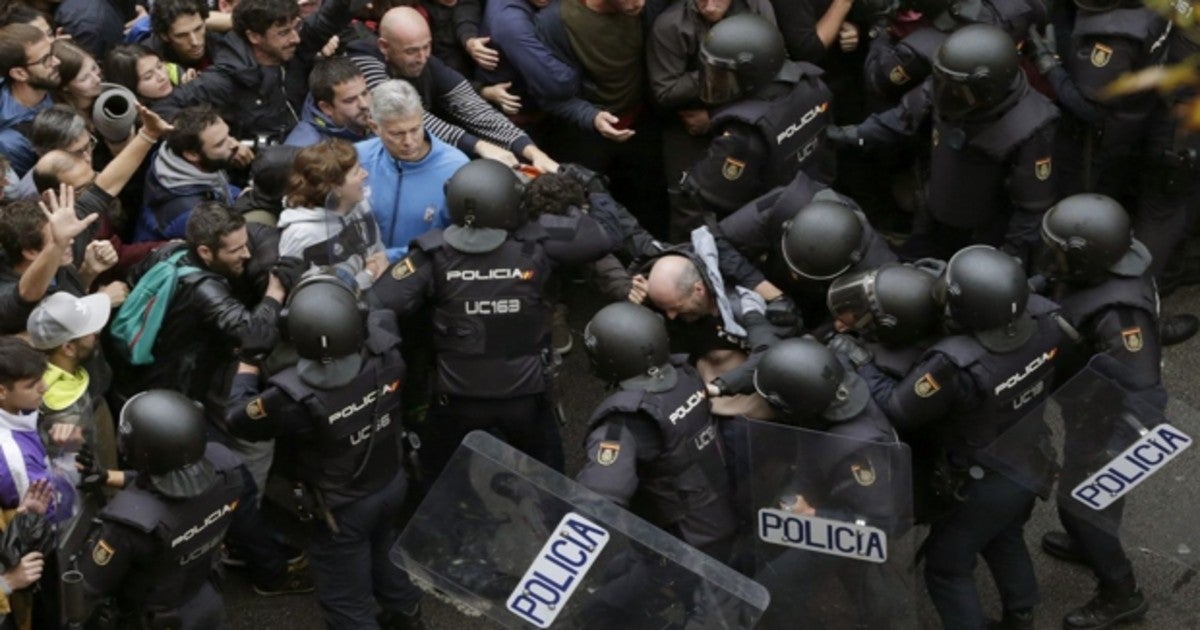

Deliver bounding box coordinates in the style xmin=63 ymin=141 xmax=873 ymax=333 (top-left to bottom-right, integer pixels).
xmin=1160 ymin=314 xmax=1199 ymax=347
xmin=988 ymin=608 xmax=1034 ymax=629
xmin=1042 ymin=530 xmax=1087 ymax=564
xmin=379 ymin=602 xmax=427 ymax=630
xmin=1063 ymin=579 xmax=1149 ymax=629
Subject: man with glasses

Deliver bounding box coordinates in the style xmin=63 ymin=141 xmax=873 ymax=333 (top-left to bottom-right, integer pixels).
xmin=0 ymin=23 xmax=61 ymax=177
xmin=154 ymin=0 xmax=355 ymax=146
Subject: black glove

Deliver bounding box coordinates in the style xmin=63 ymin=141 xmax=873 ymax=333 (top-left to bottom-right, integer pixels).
xmin=559 ymin=163 xmax=609 ymax=194
xmin=270 ymin=256 xmax=306 ymax=293
xmin=236 ymin=330 xmax=277 ymax=367
xmin=826 ymin=125 xmax=864 ymax=149
xmin=764 ymin=295 xmax=800 ymax=329
xmin=827 ymin=333 xmax=873 ymax=369
xmin=1027 ymin=25 xmax=1060 ymax=74
xmin=711 ymin=365 xmax=754 ymax=396
xmin=76 ymin=443 xmax=108 ymax=489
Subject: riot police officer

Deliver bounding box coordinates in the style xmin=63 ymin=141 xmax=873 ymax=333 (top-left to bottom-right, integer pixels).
xmin=750 ymin=337 xmax=908 ymax=627
xmin=715 ymin=172 xmax=898 ymax=328
xmin=1035 ymin=194 xmax=1157 ymax=628
xmin=826 ymin=261 xmax=943 ymax=388
xmin=838 ymin=25 xmax=1060 ymax=262
xmin=864 ymin=0 xmax=1047 ymax=109
xmin=77 ymin=390 xmax=247 ymax=629
xmin=225 ymin=276 xmax=423 ymax=629
xmin=861 ymin=245 xmax=1064 ymax=629
xmin=680 ymin=14 xmax=835 ymax=225
xmin=369 ymin=160 xmax=622 ymax=476
xmin=577 ymin=302 xmax=737 ymax=558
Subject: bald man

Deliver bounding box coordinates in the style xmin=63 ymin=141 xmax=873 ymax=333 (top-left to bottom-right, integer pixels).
xmin=349 ymin=6 xmax=558 ymax=173
xmin=637 ymin=241 xmax=789 ymax=419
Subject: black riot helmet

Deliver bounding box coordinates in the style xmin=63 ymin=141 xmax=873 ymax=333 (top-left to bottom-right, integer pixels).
xmin=754 ymin=337 xmax=870 ymax=423
xmin=1040 ymin=193 xmax=1149 ymax=285
xmin=828 ymin=263 xmax=942 ymax=346
xmin=283 ymin=275 xmax=366 ymax=388
xmin=780 ymin=200 xmax=867 ymax=281
xmin=444 ymin=160 xmax=526 ymax=231
xmin=698 ymin=14 xmax=787 ymax=105
xmin=584 ymin=302 xmax=673 ymax=389
xmin=119 ymin=390 xmax=214 ymax=499
xmin=1074 ymin=0 xmax=1142 ymax=11
xmin=934 ymin=245 xmax=1031 ymax=349
xmin=932 ymin=24 xmax=1023 ymax=122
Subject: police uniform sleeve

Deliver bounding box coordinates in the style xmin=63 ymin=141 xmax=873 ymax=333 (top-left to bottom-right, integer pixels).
xmin=876 ymin=352 xmax=972 ymax=432
xmin=818 ymin=451 xmax=902 ymax=530
xmin=78 ymin=520 xmax=156 ymax=604
xmin=864 ymin=38 xmax=929 ymax=103
xmin=684 ymin=122 xmax=770 ymax=216
xmin=1087 ymin=306 xmax=1162 ymax=392
xmin=716 ymin=187 xmax=787 ymax=261
xmin=576 ymin=413 xmax=660 ymax=507
xmin=225 ymin=373 xmax=313 ymax=442
xmin=367 ymin=248 xmax=435 ymax=318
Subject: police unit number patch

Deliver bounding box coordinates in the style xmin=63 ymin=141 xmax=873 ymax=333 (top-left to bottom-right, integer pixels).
xmin=391 ymin=256 xmax=417 ymax=281
xmin=1121 ymin=327 xmax=1144 ymax=352
xmin=1091 ymin=43 xmax=1113 ymax=68
xmin=596 ymin=441 xmax=620 ymax=466
xmin=1035 ymin=157 xmax=1052 ymax=181
xmin=93 ymin=539 xmax=115 ymax=566
xmin=245 ymin=398 xmax=267 ymax=420
xmin=507 ymin=512 xmax=610 ymax=628
xmin=914 ymin=373 xmax=940 ymax=398
xmin=722 ymin=157 xmax=745 ymax=181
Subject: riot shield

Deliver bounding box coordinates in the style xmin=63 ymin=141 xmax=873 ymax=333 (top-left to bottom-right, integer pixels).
xmin=738 ymin=418 xmax=917 ymax=629
xmin=391 ymin=430 xmax=770 ymax=628
xmin=978 ymin=363 xmax=1198 ymax=571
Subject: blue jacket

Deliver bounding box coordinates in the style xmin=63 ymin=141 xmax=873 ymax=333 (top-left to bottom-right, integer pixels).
xmin=54 ymin=0 xmax=125 ymax=59
xmin=480 ymin=0 xmax=577 ymax=106
xmin=356 ymin=133 xmax=469 ymax=262
xmin=284 ymin=95 xmax=371 ymax=147
xmin=137 ymin=149 xmax=237 ymax=242
xmin=0 ymin=81 xmax=52 ymax=177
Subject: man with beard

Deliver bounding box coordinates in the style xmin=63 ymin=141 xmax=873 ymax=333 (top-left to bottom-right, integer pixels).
xmin=137 ymin=104 xmax=243 ymax=242
xmin=285 ymin=57 xmax=374 ymax=147
xmin=0 ymin=23 xmax=61 ymax=177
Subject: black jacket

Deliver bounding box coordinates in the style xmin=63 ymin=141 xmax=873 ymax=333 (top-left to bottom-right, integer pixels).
xmin=153 ymin=0 xmax=353 ymax=141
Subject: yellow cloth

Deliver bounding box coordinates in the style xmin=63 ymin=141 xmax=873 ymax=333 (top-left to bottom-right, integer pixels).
xmin=40 ymin=364 xmax=89 ymax=412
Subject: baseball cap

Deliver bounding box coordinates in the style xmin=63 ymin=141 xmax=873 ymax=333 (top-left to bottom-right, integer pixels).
xmin=27 ymin=292 xmax=111 ymax=350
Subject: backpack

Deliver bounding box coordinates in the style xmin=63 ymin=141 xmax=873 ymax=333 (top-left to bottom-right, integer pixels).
xmin=108 ymin=249 xmax=200 ymax=366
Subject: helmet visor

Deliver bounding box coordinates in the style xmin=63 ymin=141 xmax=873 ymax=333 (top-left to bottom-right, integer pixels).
xmin=932 ymin=69 xmax=981 ymax=120
xmin=826 ymin=269 xmax=879 ymax=334
xmin=699 ymin=48 xmax=741 ymax=104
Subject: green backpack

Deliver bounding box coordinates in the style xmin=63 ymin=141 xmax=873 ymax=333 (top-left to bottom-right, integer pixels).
xmin=109 ymin=249 xmax=200 ymax=366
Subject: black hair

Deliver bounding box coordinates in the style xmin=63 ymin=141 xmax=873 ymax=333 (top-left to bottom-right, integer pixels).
xmin=233 ymin=0 xmax=300 ymax=37
xmin=150 ymin=0 xmax=210 ymax=37
xmin=166 ymin=103 xmax=223 ymax=157
xmin=0 ymin=336 xmax=47 ymax=388
xmin=186 ymin=200 xmax=246 ymax=254
xmin=0 ymin=198 xmax=46 ymax=260
xmin=520 ymin=173 xmax=586 ymax=220
xmin=308 ymin=57 xmax=364 ymax=106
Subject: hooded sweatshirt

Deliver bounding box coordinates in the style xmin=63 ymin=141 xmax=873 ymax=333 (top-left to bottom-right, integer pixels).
xmin=0 ymin=80 xmax=52 ymax=177
xmin=137 ymin=146 xmax=234 ymax=242
xmin=284 ymin=95 xmax=371 ymax=148
xmin=278 ymin=200 xmax=386 ymax=290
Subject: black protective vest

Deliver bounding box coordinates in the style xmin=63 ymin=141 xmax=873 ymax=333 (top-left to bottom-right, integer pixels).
xmin=98 ymin=443 xmax=244 ymax=614
xmin=864 ymin=340 xmax=929 ymax=379
xmin=927 ymin=87 xmax=1058 ymax=228
xmin=299 ymin=213 xmax=381 ymax=268
xmin=586 ymin=359 xmax=736 ymax=547
xmin=1057 ymin=274 xmax=1158 ymax=349
xmin=929 ymin=295 xmax=1063 ymax=458
xmin=711 ymin=62 xmax=835 ymax=189
xmin=268 ymin=316 xmax=406 ymax=508
xmin=1068 ymin=8 xmax=1170 ymax=153
xmin=415 ymin=226 xmax=554 ymax=398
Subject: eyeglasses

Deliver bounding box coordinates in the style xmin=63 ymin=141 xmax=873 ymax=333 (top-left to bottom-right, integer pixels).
xmin=24 ymin=50 xmax=57 ymax=69
xmin=68 ymin=135 xmax=97 ymax=159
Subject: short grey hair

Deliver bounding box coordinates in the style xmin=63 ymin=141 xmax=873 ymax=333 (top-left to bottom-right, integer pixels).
xmin=30 ymin=105 xmax=88 ymax=155
xmin=369 ymin=80 xmax=423 ymax=124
